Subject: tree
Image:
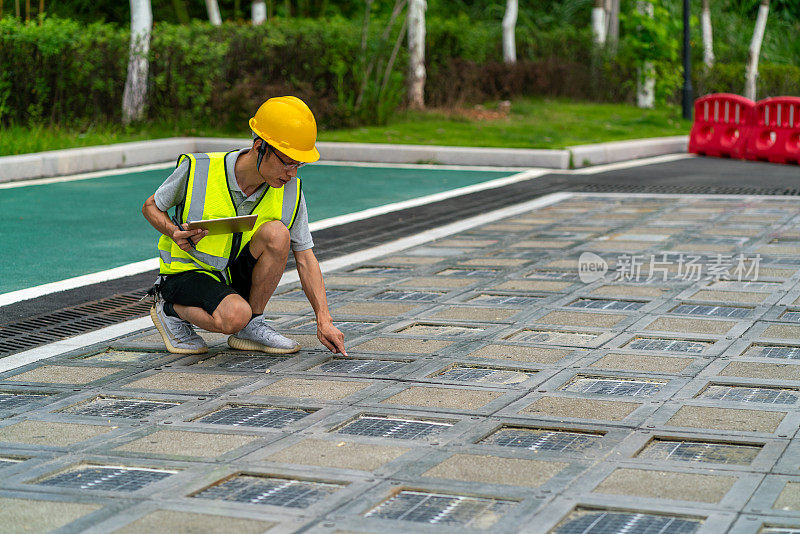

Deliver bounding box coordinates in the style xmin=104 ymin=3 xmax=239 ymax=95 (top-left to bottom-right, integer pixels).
xmin=122 ymin=0 xmax=152 ymax=124
xmin=592 ymin=0 xmax=607 ymax=45
xmin=606 ymin=0 xmax=620 ymax=52
xmin=205 ymin=0 xmax=221 ymax=25
xmin=701 ymin=0 xmax=714 ymax=68
xmin=252 ymin=0 xmax=266 ymax=24
xmin=502 ymin=0 xmax=517 ymax=63
xmin=407 ymin=0 xmax=426 ymax=109
xmin=636 ymin=0 xmax=655 ymax=108
xmin=744 ymin=0 xmax=769 ymax=100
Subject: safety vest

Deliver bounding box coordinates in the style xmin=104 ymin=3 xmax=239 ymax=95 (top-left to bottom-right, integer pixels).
xmin=157 ymin=151 xmax=301 ymax=282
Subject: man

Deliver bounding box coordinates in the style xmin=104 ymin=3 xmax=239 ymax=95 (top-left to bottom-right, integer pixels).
xmin=142 ymin=96 xmax=347 ymax=357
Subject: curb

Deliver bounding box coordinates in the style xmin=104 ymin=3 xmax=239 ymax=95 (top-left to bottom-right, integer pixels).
xmin=0 ymin=136 xmax=688 ymax=183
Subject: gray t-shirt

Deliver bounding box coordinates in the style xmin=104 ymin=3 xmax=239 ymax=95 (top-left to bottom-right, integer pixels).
xmin=153 ymin=149 xmax=313 ymax=251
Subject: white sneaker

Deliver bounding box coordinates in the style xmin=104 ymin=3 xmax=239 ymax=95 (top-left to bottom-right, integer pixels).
xmin=228 ymin=315 xmax=300 ymax=354
xmin=150 ymin=299 xmax=208 ymax=354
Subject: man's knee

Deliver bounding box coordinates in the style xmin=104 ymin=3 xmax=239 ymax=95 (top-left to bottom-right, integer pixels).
xmin=213 ymin=296 xmax=251 ymax=334
xmin=254 ymin=220 xmax=290 ymax=255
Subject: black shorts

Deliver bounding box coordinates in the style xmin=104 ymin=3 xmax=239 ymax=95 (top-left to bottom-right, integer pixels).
xmin=158 ymin=243 xmax=258 ymax=315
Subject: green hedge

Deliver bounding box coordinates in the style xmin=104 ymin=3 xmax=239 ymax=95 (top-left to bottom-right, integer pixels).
xmin=694 ymin=62 xmax=800 ymax=99
xmin=1 ymin=16 xmax=798 ymax=131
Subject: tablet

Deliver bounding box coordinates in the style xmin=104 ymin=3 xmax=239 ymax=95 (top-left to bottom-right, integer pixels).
xmin=186 ymin=215 xmax=258 ymax=235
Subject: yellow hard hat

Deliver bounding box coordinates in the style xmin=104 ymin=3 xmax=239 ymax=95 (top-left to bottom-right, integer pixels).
xmin=249 ymin=96 xmax=320 ymax=163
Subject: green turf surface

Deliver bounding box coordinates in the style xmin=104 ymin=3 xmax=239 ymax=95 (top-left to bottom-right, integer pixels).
xmin=0 ymin=164 xmax=512 ymax=294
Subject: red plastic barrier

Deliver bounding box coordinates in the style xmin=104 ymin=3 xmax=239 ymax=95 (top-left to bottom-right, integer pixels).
xmin=689 ymin=93 xmax=754 ymax=159
xmin=745 ymin=97 xmax=800 ymax=164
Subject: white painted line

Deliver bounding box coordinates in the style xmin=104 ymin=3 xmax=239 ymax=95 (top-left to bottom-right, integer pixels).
xmin=572 ymin=153 xmax=693 ymax=175
xmin=0 ymin=162 xmax=175 ymax=189
xmin=0 ymin=259 xmax=160 ymax=308
xmin=314 ymin=191 xmax=574 ymax=275
xmin=0 ymin=168 xmax=549 ymax=306
xmin=0 ymin=317 xmax=153 ymax=373
xmin=569 ymin=191 xmax=799 ymax=201
xmin=0 ymin=191 xmax=572 ymax=373
xmin=309 ymin=168 xmax=551 ymax=231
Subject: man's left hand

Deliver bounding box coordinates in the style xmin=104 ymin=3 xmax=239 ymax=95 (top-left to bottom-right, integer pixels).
xmin=317 ymin=321 xmax=347 ymax=356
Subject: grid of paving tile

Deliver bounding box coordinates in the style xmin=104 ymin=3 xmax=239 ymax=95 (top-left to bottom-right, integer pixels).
xmin=3 ymin=193 xmax=800 ymax=533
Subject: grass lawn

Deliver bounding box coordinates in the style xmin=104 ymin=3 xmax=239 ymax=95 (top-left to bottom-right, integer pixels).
xmin=0 ymin=98 xmax=691 ymax=157
xmin=319 ymin=99 xmax=691 ymax=149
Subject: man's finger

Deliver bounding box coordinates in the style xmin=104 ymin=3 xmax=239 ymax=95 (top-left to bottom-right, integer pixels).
xmin=318 ymin=335 xmax=335 ymax=353
xmin=332 ymin=334 xmax=347 ymax=357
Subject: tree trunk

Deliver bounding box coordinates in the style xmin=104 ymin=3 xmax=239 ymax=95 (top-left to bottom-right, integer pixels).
xmin=636 ymin=1 xmax=655 ymax=108
xmin=744 ymin=0 xmax=769 ymax=100
xmin=122 ymin=0 xmax=152 ymax=125
xmin=205 ymin=0 xmax=222 ymax=25
xmin=502 ymin=0 xmax=517 ymax=64
xmin=606 ymin=0 xmax=619 ymax=53
xmin=407 ymin=0 xmax=426 ymax=110
xmin=701 ymin=0 xmax=714 ymax=68
xmin=592 ymin=0 xmax=607 ymax=46
xmin=252 ymin=0 xmax=266 ymax=24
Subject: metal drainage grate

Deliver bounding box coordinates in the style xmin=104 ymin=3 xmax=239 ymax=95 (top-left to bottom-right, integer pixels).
xmin=469 ymin=294 xmax=543 ymax=306
xmin=336 ymin=416 xmax=451 ymax=439
xmin=527 ymin=270 xmax=578 ymax=280
xmin=507 ymin=330 xmax=598 ymax=346
xmin=571 ymin=181 xmax=800 ymax=197
xmin=637 ymin=439 xmax=762 ymax=465
xmin=710 ymin=280 xmax=784 ymax=291
xmin=293 ymin=320 xmax=379 ymax=333
xmin=743 ymin=344 xmax=800 ymax=360
xmin=437 ymin=268 xmax=499 ymax=277
xmin=197 ymin=405 xmax=311 ymax=428
xmin=0 ymin=290 xmax=151 ymax=357
xmin=699 ymin=385 xmax=799 ymax=405
xmin=561 ymin=377 xmax=665 ymax=397
xmin=194 ymin=475 xmax=341 ymax=508
xmin=364 ymin=490 xmax=515 ymax=528
xmin=670 ymin=304 xmax=751 ymax=318
xmin=567 ymin=299 xmax=644 ymax=311
xmin=0 ymin=392 xmax=49 ymax=410
xmin=435 ymin=366 xmax=532 ymax=385
xmin=37 ymin=466 xmax=175 ymax=492
xmin=480 ymin=427 xmax=601 ymax=452
xmin=780 ymin=311 xmax=800 ymax=322
xmin=553 ymin=510 xmax=701 ymax=534
xmin=396 ymin=324 xmax=484 ymax=338
xmin=373 ymin=290 xmax=443 ymax=302
xmin=65 ymin=397 xmax=179 ymax=419
xmin=625 ymin=337 xmax=710 ymax=353
xmin=204 ymin=355 xmax=286 ymax=372
xmin=350 ymin=266 xmax=412 ymax=275
xmin=316 ymin=359 xmax=408 ymax=375
xmin=279 ymin=289 xmax=351 ymax=300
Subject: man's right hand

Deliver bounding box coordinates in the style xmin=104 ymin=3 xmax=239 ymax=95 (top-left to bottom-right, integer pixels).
xmin=171 ymin=224 xmax=208 ymax=252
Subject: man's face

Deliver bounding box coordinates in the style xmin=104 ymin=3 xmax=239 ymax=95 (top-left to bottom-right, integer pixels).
xmin=258 ymin=141 xmax=300 ymax=188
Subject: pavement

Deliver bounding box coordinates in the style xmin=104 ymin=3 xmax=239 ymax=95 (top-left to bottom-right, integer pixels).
xmin=2 ymin=156 xmax=800 ymax=533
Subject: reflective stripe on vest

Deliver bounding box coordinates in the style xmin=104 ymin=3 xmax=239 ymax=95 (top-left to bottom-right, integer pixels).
xmin=157 ymin=151 xmax=301 ymax=282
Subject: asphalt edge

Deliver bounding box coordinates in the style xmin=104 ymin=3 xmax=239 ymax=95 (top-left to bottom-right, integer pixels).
xmin=0 ymin=136 xmax=688 ymax=183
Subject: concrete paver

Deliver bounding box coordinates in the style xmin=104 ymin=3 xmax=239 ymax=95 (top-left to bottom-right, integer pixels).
xmin=6 ymin=191 xmax=800 ymax=533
